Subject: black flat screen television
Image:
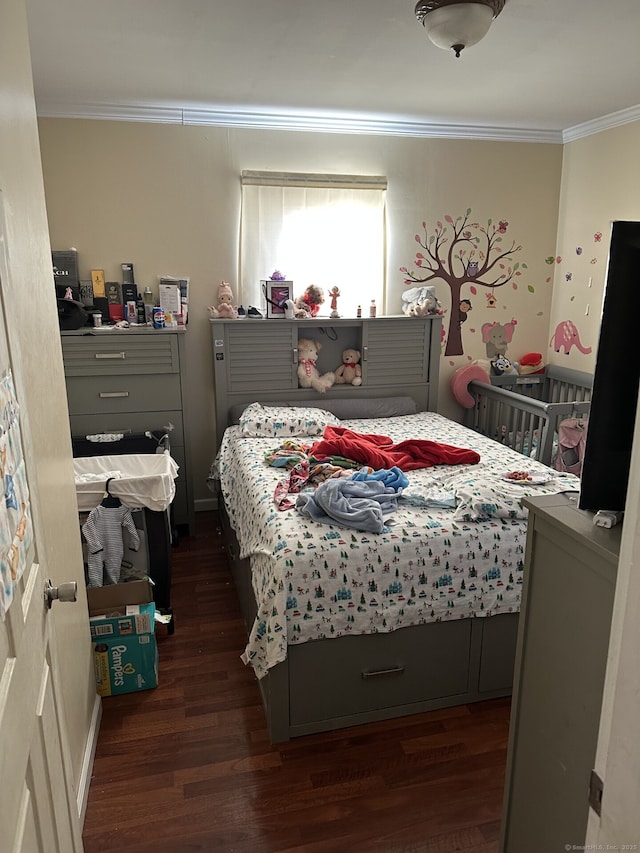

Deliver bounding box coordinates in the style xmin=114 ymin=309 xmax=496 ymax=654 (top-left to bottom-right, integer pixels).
xmin=579 ymin=220 xmax=640 ymax=512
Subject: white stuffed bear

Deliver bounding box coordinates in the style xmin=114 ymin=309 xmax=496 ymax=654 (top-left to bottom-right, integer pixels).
xmin=334 ymin=348 xmax=362 ymax=386
xmin=402 ymin=285 xmax=442 ymax=317
xmin=208 ymin=281 xmax=237 ymax=320
xmin=297 ymin=339 xmax=335 ymax=393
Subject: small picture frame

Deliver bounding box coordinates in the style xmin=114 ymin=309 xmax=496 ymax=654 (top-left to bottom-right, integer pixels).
xmin=265 ymin=281 xmax=292 ymax=318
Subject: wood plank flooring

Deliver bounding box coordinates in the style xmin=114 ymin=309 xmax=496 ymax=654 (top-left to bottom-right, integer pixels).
xmin=82 ymin=511 xmax=510 ymax=853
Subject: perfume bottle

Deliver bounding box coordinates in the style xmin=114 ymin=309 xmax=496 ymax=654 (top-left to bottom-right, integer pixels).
xmin=369 ymin=299 xmax=376 ymax=318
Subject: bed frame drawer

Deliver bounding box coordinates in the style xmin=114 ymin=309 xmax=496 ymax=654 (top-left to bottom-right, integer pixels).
xmin=288 ymin=620 xmax=472 ymax=727
xmin=478 ymin=612 xmax=519 ymax=692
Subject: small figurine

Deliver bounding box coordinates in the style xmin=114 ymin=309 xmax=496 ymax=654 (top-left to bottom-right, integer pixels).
xmin=270 ymin=270 xmax=286 ymax=281
xmin=208 ymin=281 xmax=238 ymax=319
xmin=329 ymin=286 xmax=341 ymax=319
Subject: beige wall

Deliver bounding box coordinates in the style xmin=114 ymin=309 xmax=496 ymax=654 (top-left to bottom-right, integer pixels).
xmin=37 ymin=119 xmax=563 ymax=503
xmin=549 ymin=121 xmax=640 ymax=372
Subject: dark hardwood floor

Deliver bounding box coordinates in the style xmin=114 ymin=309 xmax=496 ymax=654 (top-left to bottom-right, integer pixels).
xmin=82 ymin=511 xmax=510 ymax=853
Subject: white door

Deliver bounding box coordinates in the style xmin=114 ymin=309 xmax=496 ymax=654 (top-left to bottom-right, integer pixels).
xmin=0 ymin=205 xmax=84 ymax=848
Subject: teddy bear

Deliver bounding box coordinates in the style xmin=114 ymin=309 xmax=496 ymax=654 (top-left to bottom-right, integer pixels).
xmin=208 ymin=281 xmax=237 ymax=320
xmin=401 ymin=285 xmax=443 ymax=317
xmin=297 ymin=338 xmax=335 ymax=393
xmin=335 ymin=349 xmax=362 ymax=386
xmin=294 ymin=284 xmax=325 ymax=318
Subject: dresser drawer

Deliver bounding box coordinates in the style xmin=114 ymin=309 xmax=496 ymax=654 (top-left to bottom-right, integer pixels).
xmin=68 ymin=410 xmax=184 ymax=446
xmin=62 ymin=334 xmax=179 ymax=377
xmin=66 ymin=374 xmax=182 ymax=416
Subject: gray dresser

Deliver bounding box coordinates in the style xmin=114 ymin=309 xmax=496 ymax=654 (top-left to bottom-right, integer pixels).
xmin=210 ymin=315 xmax=442 ymax=443
xmin=61 ymin=328 xmax=194 ymax=533
xmin=500 ymin=492 xmax=621 ymax=851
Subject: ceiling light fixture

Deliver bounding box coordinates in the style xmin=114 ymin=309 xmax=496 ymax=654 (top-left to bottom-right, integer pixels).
xmin=415 ymin=0 xmax=506 ymax=58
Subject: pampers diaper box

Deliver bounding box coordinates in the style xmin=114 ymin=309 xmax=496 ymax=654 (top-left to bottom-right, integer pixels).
xmin=87 ymin=580 xmax=158 ymax=696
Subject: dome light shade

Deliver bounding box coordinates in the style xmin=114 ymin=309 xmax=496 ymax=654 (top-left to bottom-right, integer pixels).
xmin=415 ymin=0 xmax=506 ymax=57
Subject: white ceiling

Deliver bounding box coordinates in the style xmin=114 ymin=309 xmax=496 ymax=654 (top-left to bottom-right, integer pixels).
xmin=25 ymin=0 xmax=640 ymax=143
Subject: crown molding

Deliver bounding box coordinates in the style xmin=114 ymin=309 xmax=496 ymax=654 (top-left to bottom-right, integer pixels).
xmin=36 ymin=103 xmax=184 ymax=124
xmin=563 ymin=103 xmax=640 ymax=143
xmin=35 ymin=100 xmax=640 ymax=143
xmin=35 ymin=100 xmax=562 ymax=143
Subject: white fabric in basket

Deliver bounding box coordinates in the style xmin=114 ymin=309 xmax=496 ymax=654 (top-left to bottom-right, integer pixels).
xmin=73 ymin=452 xmax=179 ymax=512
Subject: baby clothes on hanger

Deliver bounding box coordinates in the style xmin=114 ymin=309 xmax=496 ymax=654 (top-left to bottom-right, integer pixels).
xmin=82 ymin=484 xmax=140 ymax=587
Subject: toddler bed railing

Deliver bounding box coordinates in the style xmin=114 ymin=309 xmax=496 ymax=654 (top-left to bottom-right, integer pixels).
xmin=464 ymin=365 xmax=593 ymax=467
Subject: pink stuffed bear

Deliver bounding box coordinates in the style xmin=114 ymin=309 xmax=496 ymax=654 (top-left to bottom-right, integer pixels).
xmin=335 ymin=349 xmax=362 ymax=386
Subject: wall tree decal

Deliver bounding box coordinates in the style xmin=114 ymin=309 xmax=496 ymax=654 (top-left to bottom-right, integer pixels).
xmin=400 ymin=209 xmax=526 ymax=356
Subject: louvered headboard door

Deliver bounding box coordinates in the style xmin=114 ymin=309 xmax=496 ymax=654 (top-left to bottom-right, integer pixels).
xmin=363 ymin=317 xmax=436 ymax=412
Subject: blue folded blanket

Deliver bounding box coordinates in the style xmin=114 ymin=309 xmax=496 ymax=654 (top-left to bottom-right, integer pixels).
xmin=296 ymin=478 xmax=398 ymax=533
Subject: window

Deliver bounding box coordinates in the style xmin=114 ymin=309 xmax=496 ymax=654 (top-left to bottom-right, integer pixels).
xmin=240 ymin=171 xmax=387 ymax=318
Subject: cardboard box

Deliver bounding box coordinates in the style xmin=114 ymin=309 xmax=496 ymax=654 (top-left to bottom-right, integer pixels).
xmin=87 ymin=579 xmax=154 ymax=637
xmin=92 ymin=635 xmax=158 ymax=696
xmin=89 ymin=600 xmax=154 ymax=639
xmin=87 ymin=580 xmax=158 ymax=696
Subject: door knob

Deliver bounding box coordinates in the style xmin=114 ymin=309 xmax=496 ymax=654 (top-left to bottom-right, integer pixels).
xmin=45 ymin=579 xmax=78 ymax=609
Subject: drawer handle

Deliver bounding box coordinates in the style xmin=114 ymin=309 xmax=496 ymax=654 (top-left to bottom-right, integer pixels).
xmin=361 ymin=664 xmax=405 ymax=679
xmin=95 ymin=352 xmax=126 ymax=360
xmin=98 ymin=391 xmax=130 ymax=398
xmin=292 ymin=347 xmax=298 ymax=365
xmin=362 ymin=346 xmax=368 ymax=362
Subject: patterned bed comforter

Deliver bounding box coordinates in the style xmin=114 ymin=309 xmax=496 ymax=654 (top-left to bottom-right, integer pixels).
xmin=217 ymin=411 xmax=579 ymax=679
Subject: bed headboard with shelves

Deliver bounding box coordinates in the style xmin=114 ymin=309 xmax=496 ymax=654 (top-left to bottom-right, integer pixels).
xmin=210 ymin=315 xmax=442 ymax=445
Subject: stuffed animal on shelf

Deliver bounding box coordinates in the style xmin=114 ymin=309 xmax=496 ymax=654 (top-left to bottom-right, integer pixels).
xmin=297 ymin=338 xmax=335 ymax=393
xmin=208 ymin=281 xmax=237 ymax=319
xmin=401 ymin=285 xmax=443 ymax=317
xmin=335 ymin=349 xmax=362 ymax=386
xmin=294 ymin=284 xmax=325 ymax=318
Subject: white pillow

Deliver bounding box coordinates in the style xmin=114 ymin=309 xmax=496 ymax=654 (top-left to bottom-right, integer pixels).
xmin=239 ymin=403 xmax=340 ymax=438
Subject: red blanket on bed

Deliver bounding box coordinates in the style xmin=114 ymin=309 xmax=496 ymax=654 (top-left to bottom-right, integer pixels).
xmin=310 ymin=426 xmax=480 ymax=471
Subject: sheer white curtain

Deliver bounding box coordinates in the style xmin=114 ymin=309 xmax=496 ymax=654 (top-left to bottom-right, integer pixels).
xmin=239 ymin=172 xmax=387 ymax=318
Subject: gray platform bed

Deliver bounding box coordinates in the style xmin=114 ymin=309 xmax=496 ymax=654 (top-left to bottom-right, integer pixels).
xmin=215 ymin=394 xmax=519 ymax=743
xmin=464 ymin=365 xmax=593 ymax=465
xmin=209 ymin=311 xmax=548 ymax=742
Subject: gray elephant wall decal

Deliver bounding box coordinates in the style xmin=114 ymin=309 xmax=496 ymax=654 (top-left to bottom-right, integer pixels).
xmin=550 ymin=320 xmax=592 ymax=355
xmin=481 ymin=319 xmax=518 ymax=359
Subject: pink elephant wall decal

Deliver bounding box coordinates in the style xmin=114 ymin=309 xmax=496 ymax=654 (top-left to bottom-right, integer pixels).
xmin=550 ymin=320 xmax=592 ymax=355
